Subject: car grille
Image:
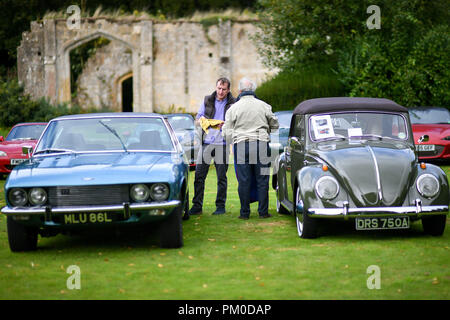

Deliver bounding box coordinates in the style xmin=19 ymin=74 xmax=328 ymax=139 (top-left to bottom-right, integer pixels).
xmin=48 ymin=185 xmax=129 ymax=207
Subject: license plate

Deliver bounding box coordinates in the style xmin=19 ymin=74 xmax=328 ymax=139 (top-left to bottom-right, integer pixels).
xmin=355 ymin=216 xmax=410 ymax=230
xmin=417 ymin=144 xmax=435 ymax=151
xmin=63 ymin=212 xmax=113 ymax=224
xmin=10 ymin=158 xmax=27 ymax=165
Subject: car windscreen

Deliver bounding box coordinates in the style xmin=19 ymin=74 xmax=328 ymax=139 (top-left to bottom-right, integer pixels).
xmin=6 ymin=124 xmax=46 ymax=141
xmin=35 ymin=117 xmax=175 ymax=153
xmin=309 ymin=112 xmax=408 ymax=141
xmin=167 ymin=115 xmax=194 ymax=131
xmin=409 ymin=108 xmax=450 ymax=124
xmin=276 ymin=112 xmax=293 ymax=128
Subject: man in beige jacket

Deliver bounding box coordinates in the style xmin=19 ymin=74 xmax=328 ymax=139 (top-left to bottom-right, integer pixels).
xmin=222 ymin=77 xmax=279 ymax=219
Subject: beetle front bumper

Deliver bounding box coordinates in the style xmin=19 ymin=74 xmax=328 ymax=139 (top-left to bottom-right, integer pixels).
xmin=301 ymin=199 xmax=448 ymax=219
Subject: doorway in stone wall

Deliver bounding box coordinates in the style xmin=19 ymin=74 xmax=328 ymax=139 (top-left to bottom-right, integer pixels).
xmin=121 ymin=76 xmax=133 ymax=112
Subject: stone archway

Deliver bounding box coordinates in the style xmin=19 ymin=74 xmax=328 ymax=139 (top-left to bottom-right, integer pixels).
xmin=20 ymin=18 xmax=153 ymax=112
xmin=60 ymin=30 xmax=141 ymax=111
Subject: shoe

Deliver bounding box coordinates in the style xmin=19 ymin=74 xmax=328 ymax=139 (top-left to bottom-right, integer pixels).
xmin=188 ymin=207 xmax=202 ymax=215
xmin=212 ymin=207 xmax=226 ymax=215
xmin=259 ymin=214 xmax=272 ymax=219
xmin=238 ymin=215 xmax=249 ymax=220
xmin=182 ymin=213 xmax=190 ymax=221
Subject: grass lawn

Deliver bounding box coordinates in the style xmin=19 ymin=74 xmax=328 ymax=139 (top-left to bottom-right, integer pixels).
xmin=0 ymin=165 xmax=449 ymax=300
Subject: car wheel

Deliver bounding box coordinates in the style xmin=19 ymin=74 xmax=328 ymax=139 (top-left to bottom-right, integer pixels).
xmin=7 ymin=216 xmax=38 ymax=252
xmin=159 ymin=204 xmax=184 ymax=248
xmin=276 ymin=185 xmax=290 ymax=215
xmin=295 ymin=187 xmax=318 ymax=239
xmin=422 ymin=215 xmax=447 ymax=236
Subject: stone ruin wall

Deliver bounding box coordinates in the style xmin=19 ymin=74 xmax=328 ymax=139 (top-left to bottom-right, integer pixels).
xmin=17 ymin=18 xmax=275 ymax=114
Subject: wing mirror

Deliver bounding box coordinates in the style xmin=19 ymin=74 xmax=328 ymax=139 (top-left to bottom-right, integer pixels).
xmin=22 ymin=146 xmax=33 ymax=163
xmin=289 ymin=136 xmax=301 ymax=147
xmin=418 ymin=135 xmax=429 ymax=143
xmin=0 ymin=136 xmax=3 ymax=142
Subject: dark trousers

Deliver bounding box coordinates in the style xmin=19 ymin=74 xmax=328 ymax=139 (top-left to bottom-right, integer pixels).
xmin=233 ymin=141 xmax=271 ymax=217
xmin=192 ymin=144 xmax=229 ymax=210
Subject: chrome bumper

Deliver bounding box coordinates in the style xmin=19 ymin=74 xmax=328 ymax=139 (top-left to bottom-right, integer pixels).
xmin=1 ymin=200 xmax=181 ymax=217
xmin=303 ymin=199 xmax=448 ymax=219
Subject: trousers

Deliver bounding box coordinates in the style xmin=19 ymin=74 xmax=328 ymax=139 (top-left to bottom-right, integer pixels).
xmin=192 ymin=144 xmax=229 ymax=210
xmin=233 ymin=141 xmax=271 ymax=217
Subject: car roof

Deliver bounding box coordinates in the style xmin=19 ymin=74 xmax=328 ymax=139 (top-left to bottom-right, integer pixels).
xmin=51 ymin=112 xmax=164 ymax=121
xmin=13 ymin=122 xmax=47 ymax=127
xmin=275 ymin=110 xmax=293 ymax=115
xmin=165 ymin=113 xmax=195 ymax=119
xmin=293 ymin=97 xmax=407 ymax=115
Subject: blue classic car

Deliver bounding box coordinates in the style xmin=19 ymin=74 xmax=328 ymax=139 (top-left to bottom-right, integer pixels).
xmin=2 ymin=113 xmax=189 ymax=251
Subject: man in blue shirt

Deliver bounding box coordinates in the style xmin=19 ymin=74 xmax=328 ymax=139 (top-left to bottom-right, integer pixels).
xmin=189 ymin=78 xmax=236 ymax=216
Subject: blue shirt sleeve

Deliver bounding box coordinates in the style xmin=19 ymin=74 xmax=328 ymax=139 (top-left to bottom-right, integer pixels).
xmin=196 ymin=102 xmax=206 ymax=120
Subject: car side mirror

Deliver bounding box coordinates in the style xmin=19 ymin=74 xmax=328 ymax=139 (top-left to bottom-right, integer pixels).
xmin=289 ymin=136 xmax=301 ymax=147
xmin=418 ymin=135 xmax=429 ymax=143
xmin=22 ymin=146 xmax=33 ymax=162
xmin=0 ymin=136 xmax=3 ymax=142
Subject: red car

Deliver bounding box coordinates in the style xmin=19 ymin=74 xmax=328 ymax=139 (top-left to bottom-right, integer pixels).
xmin=0 ymin=122 xmax=47 ymax=178
xmin=409 ymin=107 xmax=450 ymax=162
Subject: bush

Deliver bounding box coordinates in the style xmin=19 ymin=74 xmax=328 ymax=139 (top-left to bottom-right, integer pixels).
xmin=255 ymin=65 xmax=345 ymax=111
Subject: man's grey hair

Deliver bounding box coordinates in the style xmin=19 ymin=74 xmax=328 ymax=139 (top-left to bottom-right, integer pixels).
xmin=238 ymin=77 xmax=257 ymax=92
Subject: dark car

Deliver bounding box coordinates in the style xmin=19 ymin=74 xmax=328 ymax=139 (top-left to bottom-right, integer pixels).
xmin=409 ymin=107 xmax=450 ymax=162
xmin=269 ymin=111 xmax=293 ymax=160
xmin=273 ymin=97 xmax=448 ymax=238
xmin=0 ymin=122 xmax=47 ymax=178
xmin=166 ymin=113 xmax=199 ymax=170
xmin=2 ymin=113 xmax=189 ymax=251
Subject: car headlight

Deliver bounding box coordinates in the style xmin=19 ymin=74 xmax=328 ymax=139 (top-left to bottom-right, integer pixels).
xmin=315 ymin=176 xmax=339 ymax=200
xmin=0 ymin=151 xmax=7 ymax=157
xmin=416 ymin=174 xmax=440 ymax=198
xmin=29 ymin=188 xmax=48 ymax=206
xmin=8 ymin=188 xmax=28 ymax=207
xmin=150 ymin=183 xmax=169 ymax=201
xmin=130 ymin=184 xmax=150 ymax=202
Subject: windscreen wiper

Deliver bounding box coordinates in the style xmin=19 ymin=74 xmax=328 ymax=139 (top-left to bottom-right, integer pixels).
xmin=98 ymin=120 xmax=128 ymax=152
xmin=34 ymin=148 xmax=74 ymax=155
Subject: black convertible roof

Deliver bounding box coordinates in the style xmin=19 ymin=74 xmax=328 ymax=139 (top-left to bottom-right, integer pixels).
xmin=293 ymin=97 xmax=407 ymax=115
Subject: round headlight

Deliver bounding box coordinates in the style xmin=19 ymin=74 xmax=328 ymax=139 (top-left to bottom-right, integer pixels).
xmin=8 ymin=188 xmax=28 ymax=207
xmin=29 ymin=188 xmax=48 ymax=206
xmin=130 ymin=184 xmax=150 ymax=202
xmin=150 ymin=183 xmax=169 ymax=201
xmin=416 ymin=174 xmax=440 ymax=198
xmin=315 ymin=176 xmax=339 ymax=200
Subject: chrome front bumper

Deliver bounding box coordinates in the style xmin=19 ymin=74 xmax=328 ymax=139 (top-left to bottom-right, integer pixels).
xmin=302 ymin=199 xmax=448 ymax=219
xmin=1 ymin=200 xmax=181 ymax=218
